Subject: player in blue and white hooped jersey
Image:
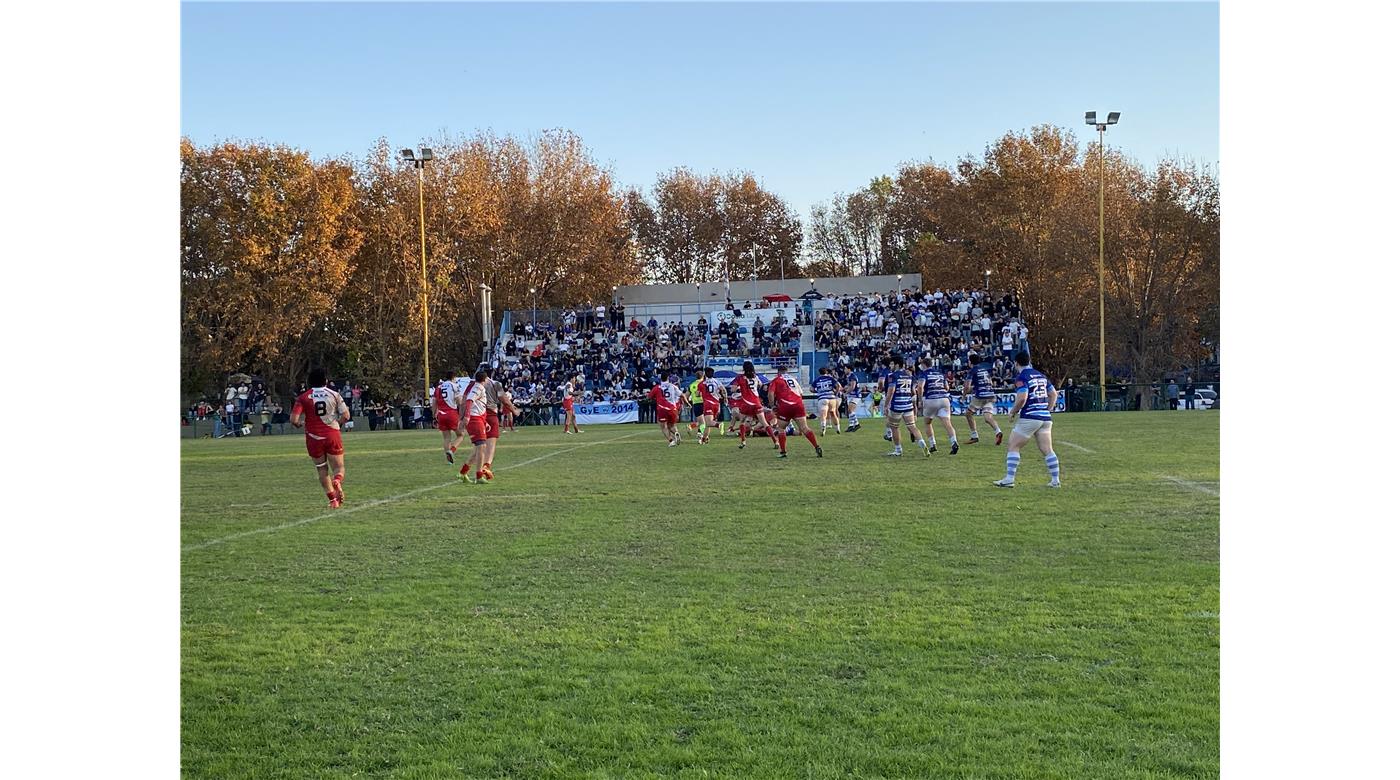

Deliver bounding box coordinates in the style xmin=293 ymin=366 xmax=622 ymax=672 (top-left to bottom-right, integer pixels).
xmin=915 ymin=358 xmax=958 ymax=456
xmin=880 ymin=356 xmax=929 ymax=457
xmin=993 ymin=352 xmax=1061 ymax=488
xmin=962 ymin=353 xmax=1004 ymax=445
xmin=840 ymin=367 xmax=861 ymax=432
xmin=812 ymin=366 xmax=841 ymax=436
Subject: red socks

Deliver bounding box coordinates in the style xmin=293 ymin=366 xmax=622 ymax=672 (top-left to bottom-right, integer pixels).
xmin=777 ymin=432 xmax=787 ymax=452
xmin=460 ymin=463 xmax=469 ymax=475
xmin=804 ymin=430 xmax=819 ymax=449
xmin=739 ymin=424 xmax=748 ymax=443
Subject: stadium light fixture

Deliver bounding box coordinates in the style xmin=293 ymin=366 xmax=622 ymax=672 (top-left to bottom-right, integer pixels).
xmin=400 ymin=145 xmax=435 ymax=404
xmin=530 ymin=287 xmax=537 ymax=330
xmin=984 ymin=269 xmax=991 ymax=291
xmin=1083 ymin=111 xmax=1121 ymax=406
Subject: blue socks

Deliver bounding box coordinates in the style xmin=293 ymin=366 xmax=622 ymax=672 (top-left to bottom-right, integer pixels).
xmin=1005 ymin=452 xmax=1021 ymax=481
xmin=1046 ymin=452 xmax=1060 ymax=482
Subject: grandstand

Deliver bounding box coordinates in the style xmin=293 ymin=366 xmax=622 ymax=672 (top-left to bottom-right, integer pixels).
xmin=490 ymin=273 xmax=1034 ymax=405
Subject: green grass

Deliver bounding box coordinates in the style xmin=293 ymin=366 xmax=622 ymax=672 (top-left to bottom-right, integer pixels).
xmin=182 ymin=412 xmax=1218 ymax=779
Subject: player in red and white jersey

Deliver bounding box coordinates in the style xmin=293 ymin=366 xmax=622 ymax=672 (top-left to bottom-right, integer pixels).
xmin=648 ymin=374 xmax=685 ymax=445
xmin=456 ymin=369 xmax=491 ymax=484
xmin=560 ymin=375 xmax=582 ymax=435
xmin=434 ymin=370 xmax=464 ymax=463
xmin=695 ymin=367 xmax=725 ymax=444
xmin=769 ymin=364 xmax=823 ymax=459
xmin=729 ymin=361 xmax=780 ymax=450
xmin=290 ymin=367 xmax=352 ymax=507
xmin=480 ymin=367 xmax=517 ymax=480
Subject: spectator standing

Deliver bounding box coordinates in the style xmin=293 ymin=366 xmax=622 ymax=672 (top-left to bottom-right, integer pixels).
xmin=1167 ymin=380 xmax=1180 ymax=410
xmin=1184 ymin=376 xmax=1196 ymax=409
xmin=260 ymin=405 xmax=273 ymax=435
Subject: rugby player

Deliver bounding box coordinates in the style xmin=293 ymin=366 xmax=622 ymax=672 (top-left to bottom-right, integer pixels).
xmin=695 ymin=367 xmax=724 ymax=444
xmin=768 ymin=365 xmax=823 ymax=459
xmin=915 ymin=359 xmax=958 ymax=455
xmin=480 ymin=366 xmax=514 ymax=479
xmin=649 ymin=373 xmax=685 ymax=446
xmin=840 ymin=366 xmax=861 ymax=432
xmin=962 ymin=354 xmax=1004 ymax=445
xmin=812 ymin=366 xmax=841 ymax=436
xmin=729 ymin=361 xmax=780 ymax=449
xmin=290 ymin=367 xmax=351 ymax=507
xmin=560 ymin=374 xmax=582 ymax=435
xmin=433 ymin=370 xmax=464 ymax=463
xmin=457 ymin=370 xmax=491 ymax=483
xmin=993 ymin=352 xmax=1061 ymax=488
xmin=880 ymin=356 xmax=928 ymax=457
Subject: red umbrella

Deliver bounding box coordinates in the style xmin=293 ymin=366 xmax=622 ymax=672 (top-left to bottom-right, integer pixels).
xmin=762 ymin=293 xmax=792 ymax=303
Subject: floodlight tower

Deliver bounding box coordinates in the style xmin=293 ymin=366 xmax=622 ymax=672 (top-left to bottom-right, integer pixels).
xmin=401 ymin=146 xmax=435 ymax=404
xmin=1084 ymin=111 xmax=1120 ymax=407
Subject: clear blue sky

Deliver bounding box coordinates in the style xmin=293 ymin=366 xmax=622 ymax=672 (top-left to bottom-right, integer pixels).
xmin=182 ymin=1 xmax=1218 ymax=214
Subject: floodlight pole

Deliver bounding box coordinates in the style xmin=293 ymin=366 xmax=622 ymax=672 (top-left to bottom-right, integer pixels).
xmin=1085 ymin=112 xmax=1118 ymax=408
xmin=401 ymin=150 xmax=434 ymax=404
xmin=1098 ymin=124 xmax=1106 ymax=407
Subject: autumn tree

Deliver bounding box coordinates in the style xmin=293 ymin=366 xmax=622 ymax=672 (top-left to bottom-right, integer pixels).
xmin=181 ymin=138 xmax=362 ymax=397
xmin=627 ymin=169 xmax=801 ymax=285
xmin=805 ymin=177 xmax=899 ymax=277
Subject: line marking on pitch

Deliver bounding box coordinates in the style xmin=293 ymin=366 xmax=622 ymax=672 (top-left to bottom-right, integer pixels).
xmin=1061 ymin=441 xmax=1096 ymax=453
xmin=1161 ymin=475 xmax=1219 ymax=496
xmin=183 ymin=431 xmax=643 ymax=552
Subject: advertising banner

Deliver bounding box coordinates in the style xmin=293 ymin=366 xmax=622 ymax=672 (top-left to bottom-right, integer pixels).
xmin=574 ymin=400 xmax=639 ymax=425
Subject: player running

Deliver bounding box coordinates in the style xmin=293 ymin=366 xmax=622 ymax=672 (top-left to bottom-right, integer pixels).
xmin=881 ymin=356 xmax=929 ymax=457
xmin=840 ymin=366 xmax=861 ymax=431
xmin=290 ymin=367 xmax=351 ymax=507
xmin=812 ymin=366 xmax=841 ymax=436
xmin=649 ymin=374 xmax=685 ymax=445
xmin=993 ymin=352 xmax=1061 ymax=488
xmin=963 ymin=354 xmax=1004 ymax=445
xmin=768 ymin=365 xmax=823 ymax=459
xmin=916 ymin=359 xmax=959 ymax=455
xmin=457 ymin=370 xmax=491 ymax=483
xmin=433 ymin=370 xmax=464 ymax=463
xmin=480 ymin=366 xmax=514 ymax=480
xmin=694 ymin=367 xmax=725 ymax=443
xmin=559 ymin=374 xmax=583 ymax=435
xmin=729 ymin=361 xmax=780 ymax=449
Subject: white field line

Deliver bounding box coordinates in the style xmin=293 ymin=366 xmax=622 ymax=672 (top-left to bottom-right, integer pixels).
xmin=1161 ymin=475 xmax=1220 ymax=496
xmin=1061 ymin=441 xmax=1096 ymax=453
xmin=183 ymin=431 xmax=643 ymax=552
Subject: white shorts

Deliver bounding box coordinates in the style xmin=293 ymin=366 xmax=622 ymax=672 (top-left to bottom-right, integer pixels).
xmin=1013 ymin=417 xmax=1052 ymax=437
xmin=921 ymin=398 xmax=951 ymax=419
xmin=969 ymin=396 xmax=997 ymax=413
xmin=886 ymin=409 xmax=915 ymax=426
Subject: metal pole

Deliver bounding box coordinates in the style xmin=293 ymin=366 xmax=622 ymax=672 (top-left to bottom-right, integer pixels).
xmin=1097 ymin=126 xmax=1107 ymax=408
xmin=418 ymin=164 xmax=430 ymax=406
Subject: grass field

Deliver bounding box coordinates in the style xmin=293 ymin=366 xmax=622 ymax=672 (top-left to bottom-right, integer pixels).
xmin=181 ymin=411 xmax=1219 ymax=779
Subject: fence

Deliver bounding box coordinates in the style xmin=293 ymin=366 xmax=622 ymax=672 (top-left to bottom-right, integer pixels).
xmin=1064 ymin=384 xmax=1220 ymax=412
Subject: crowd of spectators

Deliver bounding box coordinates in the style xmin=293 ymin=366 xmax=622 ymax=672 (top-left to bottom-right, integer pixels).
xmin=185 ymin=288 xmax=1040 ymax=436
xmin=499 ymin=313 xmax=707 ymax=407
xmin=815 ymin=288 xmax=1030 ymax=386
